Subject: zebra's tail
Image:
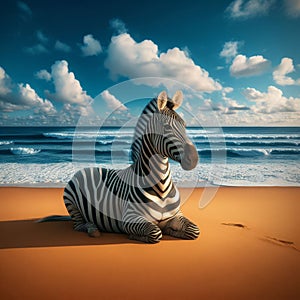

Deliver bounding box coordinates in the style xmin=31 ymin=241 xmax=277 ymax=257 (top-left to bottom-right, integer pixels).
xmin=36 ymin=215 xmax=72 ymax=223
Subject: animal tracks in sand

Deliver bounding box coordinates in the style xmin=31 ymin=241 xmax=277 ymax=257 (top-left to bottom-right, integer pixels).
xmin=221 ymin=222 xmax=299 ymax=252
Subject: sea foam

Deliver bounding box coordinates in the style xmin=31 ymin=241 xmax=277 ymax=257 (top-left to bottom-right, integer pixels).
xmin=10 ymin=147 xmax=41 ymax=155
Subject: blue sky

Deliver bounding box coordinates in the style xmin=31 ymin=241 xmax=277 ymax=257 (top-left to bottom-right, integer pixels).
xmin=0 ymin=0 xmax=300 ymax=126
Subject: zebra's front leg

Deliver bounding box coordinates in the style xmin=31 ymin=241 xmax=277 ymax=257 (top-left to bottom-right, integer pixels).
xmin=123 ymin=216 xmax=162 ymax=244
xmin=162 ymin=214 xmax=200 ymax=240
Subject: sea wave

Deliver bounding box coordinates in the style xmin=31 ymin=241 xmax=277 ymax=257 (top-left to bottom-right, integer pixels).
xmin=1 ymin=146 xmax=299 ymax=158
xmin=198 ymin=148 xmax=300 ymax=157
xmin=230 ymin=149 xmax=270 ymax=157
xmin=10 ymin=147 xmax=41 ymax=155
xmin=3 ymin=128 xmax=300 ymax=143
xmin=190 ymin=133 xmax=300 ymax=141
xmin=195 ymin=140 xmax=300 ymax=147
xmin=43 ymin=132 xmax=133 ymax=140
xmin=0 ymin=141 xmax=13 ymax=146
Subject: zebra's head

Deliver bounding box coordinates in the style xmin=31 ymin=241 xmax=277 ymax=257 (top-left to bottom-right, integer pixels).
xmin=148 ymin=90 xmax=198 ymax=171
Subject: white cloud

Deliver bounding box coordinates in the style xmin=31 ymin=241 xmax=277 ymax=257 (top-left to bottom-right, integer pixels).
xmin=62 ymin=102 xmax=94 ymax=117
xmin=80 ymin=34 xmax=102 ymax=56
xmin=105 ymin=33 xmax=222 ymax=92
xmin=55 ymin=40 xmax=71 ymax=52
xmin=0 ymin=64 xmax=100 ymax=124
xmin=244 ymin=85 xmax=300 ymax=113
xmin=195 ymin=98 xmax=225 ymax=112
xmin=220 ymin=88 xmax=250 ymax=114
xmin=0 ymin=66 xmax=56 ymax=114
xmin=110 ymin=18 xmax=127 ymax=34
xmin=224 ymin=99 xmax=250 ymax=114
xmin=48 ymin=60 xmax=93 ymax=107
xmin=0 ymin=67 xmax=12 ymax=95
xmin=190 ymin=85 xmax=300 ymax=126
xmin=18 ymin=83 xmax=56 ymax=114
xmin=100 ymin=90 xmax=128 ymax=111
xmin=216 ymin=66 xmax=225 ymax=70
xmin=226 ymin=0 xmax=274 ymax=19
xmin=230 ymin=54 xmax=270 ymax=77
xmin=222 ymin=87 xmax=234 ymax=95
xmin=220 ymin=41 xmax=239 ymax=63
xmin=284 ymin=0 xmax=300 ymax=18
xmin=35 ymin=69 xmax=51 ymax=81
xmin=273 ymin=57 xmax=300 ymax=85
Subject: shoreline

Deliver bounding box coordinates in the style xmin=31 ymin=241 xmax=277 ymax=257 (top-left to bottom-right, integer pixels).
xmin=0 ymin=186 xmax=300 ymax=299
xmin=1 ymin=161 xmax=299 ymax=187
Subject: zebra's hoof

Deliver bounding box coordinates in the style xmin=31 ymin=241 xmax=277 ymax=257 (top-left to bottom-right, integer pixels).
xmin=88 ymin=229 xmax=101 ymax=238
xmin=184 ymin=223 xmax=200 ymax=240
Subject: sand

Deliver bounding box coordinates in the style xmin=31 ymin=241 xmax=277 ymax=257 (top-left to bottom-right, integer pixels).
xmin=0 ymin=186 xmax=299 ymax=300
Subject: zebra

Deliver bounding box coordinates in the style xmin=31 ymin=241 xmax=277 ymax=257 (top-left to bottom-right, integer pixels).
xmin=40 ymin=90 xmax=200 ymax=243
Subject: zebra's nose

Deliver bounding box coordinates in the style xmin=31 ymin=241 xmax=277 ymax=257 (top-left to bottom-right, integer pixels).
xmin=180 ymin=142 xmax=198 ymax=170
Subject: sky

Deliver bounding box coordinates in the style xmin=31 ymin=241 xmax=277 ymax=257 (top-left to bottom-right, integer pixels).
xmin=0 ymin=0 xmax=300 ymax=126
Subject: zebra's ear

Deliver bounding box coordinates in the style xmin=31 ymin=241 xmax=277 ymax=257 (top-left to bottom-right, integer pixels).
xmin=171 ymin=90 xmax=183 ymax=110
xmin=157 ymin=91 xmax=168 ymax=111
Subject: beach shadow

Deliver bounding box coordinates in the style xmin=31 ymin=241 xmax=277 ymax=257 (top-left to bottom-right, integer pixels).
xmin=0 ymin=219 xmax=136 ymax=249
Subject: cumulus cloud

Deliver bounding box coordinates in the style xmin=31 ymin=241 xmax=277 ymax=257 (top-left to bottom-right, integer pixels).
xmin=226 ymin=0 xmax=274 ymax=19
xmin=220 ymin=41 xmax=239 ymax=63
xmin=18 ymin=83 xmax=56 ymax=114
xmin=100 ymin=90 xmax=128 ymax=111
xmin=273 ymin=57 xmax=300 ymax=85
xmin=0 ymin=67 xmax=12 ymax=95
xmin=110 ymin=18 xmax=127 ymax=34
xmin=230 ymin=54 xmax=270 ymax=77
xmin=203 ymin=99 xmax=225 ymax=111
xmin=1 ymin=63 xmax=99 ymax=124
xmin=35 ymin=69 xmax=51 ymax=81
xmin=55 ymin=40 xmax=71 ymax=52
xmin=62 ymin=102 xmax=94 ymax=118
xmin=284 ymin=0 xmax=300 ymax=18
xmin=191 ymin=85 xmax=300 ymax=126
xmin=221 ymin=88 xmax=250 ymax=114
xmin=105 ymin=33 xmax=222 ymax=92
xmin=244 ymin=85 xmax=300 ymax=113
xmin=225 ymin=99 xmax=250 ymax=114
xmin=0 ymin=66 xmax=56 ymax=114
xmin=47 ymin=60 xmax=93 ymax=107
xmin=80 ymin=34 xmax=102 ymax=56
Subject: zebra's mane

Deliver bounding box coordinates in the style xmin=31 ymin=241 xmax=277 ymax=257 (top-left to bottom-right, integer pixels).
xmin=130 ymin=97 xmax=181 ymax=163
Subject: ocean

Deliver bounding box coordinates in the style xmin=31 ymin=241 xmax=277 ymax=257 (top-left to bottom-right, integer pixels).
xmin=0 ymin=126 xmax=299 ymax=187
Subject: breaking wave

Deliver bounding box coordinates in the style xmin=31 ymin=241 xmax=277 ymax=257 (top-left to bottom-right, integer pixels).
xmin=10 ymin=147 xmax=41 ymax=155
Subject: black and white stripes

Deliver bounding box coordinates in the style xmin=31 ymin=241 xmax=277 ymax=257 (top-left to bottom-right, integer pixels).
xmin=63 ymin=90 xmax=200 ymax=243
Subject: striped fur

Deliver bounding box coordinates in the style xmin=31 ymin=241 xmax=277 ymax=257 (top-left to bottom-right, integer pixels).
xmin=63 ymin=91 xmax=200 ymax=243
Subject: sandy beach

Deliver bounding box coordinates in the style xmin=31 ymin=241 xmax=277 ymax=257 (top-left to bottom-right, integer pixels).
xmin=0 ymin=186 xmax=299 ymax=299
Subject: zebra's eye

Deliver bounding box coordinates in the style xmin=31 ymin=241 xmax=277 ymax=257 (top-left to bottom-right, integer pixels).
xmin=164 ymin=124 xmax=173 ymax=132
